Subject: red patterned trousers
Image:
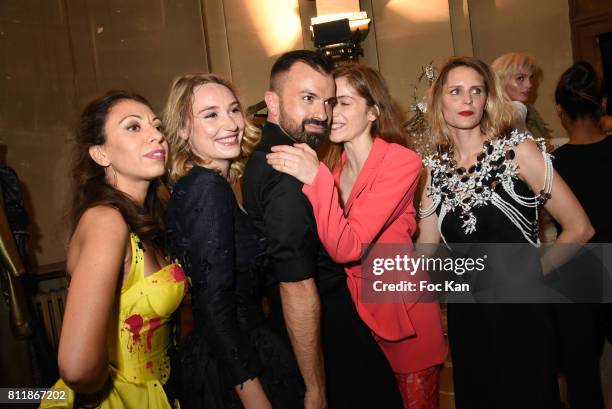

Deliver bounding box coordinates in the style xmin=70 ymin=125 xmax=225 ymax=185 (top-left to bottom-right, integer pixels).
xmin=394 ymin=365 xmax=441 ymax=409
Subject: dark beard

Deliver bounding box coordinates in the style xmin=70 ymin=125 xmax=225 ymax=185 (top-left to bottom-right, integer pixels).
xmin=279 ymin=116 xmax=330 ymax=149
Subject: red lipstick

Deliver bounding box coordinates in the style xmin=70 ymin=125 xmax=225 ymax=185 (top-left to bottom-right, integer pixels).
xmin=458 ymin=111 xmax=474 ymax=116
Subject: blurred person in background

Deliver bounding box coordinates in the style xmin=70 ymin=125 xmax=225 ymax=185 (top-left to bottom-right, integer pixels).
xmin=552 ymin=60 xmax=610 ymax=409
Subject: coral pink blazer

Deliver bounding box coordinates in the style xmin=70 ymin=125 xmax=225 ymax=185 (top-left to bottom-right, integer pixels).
xmin=302 ymin=137 xmax=446 ymax=373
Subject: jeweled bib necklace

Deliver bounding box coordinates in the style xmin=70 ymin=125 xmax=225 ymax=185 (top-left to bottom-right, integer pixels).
xmin=419 ymin=130 xmax=553 ymax=246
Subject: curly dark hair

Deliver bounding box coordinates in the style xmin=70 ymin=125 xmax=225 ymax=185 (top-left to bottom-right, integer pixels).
xmin=68 ymin=90 xmax=169 ymax=243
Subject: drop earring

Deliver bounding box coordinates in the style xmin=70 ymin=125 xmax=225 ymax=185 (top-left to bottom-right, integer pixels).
xmin=105 ymin=165 xmax=117 ymax=187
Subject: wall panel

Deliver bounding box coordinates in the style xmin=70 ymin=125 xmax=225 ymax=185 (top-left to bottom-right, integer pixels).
xmin=367 ymin=0 xmax=455 ymax=113
xmin=469 ymin=0 xmax=573 ymax=139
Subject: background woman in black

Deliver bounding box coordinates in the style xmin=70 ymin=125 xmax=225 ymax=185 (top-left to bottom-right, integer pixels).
xmin=163 ymin=73 xmax=303 ymax=409
xmin=552 ymin=61 xmax=610 ymax=409
xmin=554 ymin=62 xmax=611 ymax=242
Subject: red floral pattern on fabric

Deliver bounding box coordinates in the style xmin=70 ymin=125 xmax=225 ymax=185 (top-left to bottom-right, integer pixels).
xmin=395 ymin=365 xmax=441 ymax=409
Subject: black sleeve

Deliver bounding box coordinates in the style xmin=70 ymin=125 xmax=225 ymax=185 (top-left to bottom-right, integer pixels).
xmin=171 ymin=170 xmax=260 ymax=387
xmin=259 ymin=160 xmax=319 ymax=282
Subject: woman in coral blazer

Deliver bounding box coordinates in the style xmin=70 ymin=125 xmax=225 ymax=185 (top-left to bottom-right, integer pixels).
xmin=267 ymin=63 xmax=446 ymax=409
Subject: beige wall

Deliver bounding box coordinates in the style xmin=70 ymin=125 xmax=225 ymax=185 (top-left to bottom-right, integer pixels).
xmin=468 ymin=0 xmax=573 ymax=139
xmin=202 ymin=0 xmax=317 ymax=108
xmin=0 ymin=0 xmax=208 ymax=266
xmin=364 ymin=0 xmax=455 ymax=113
xmin=0 ymin=0 xmax=574 ymax=266
xmin=361 ymin=0 xmax=572 ymax=137
xmin=1 ymin=0 xmax=79 ymax=267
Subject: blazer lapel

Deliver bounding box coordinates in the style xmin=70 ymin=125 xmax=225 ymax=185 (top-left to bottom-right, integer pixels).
xmin=343 ymin=138 xmax=389 ymax=216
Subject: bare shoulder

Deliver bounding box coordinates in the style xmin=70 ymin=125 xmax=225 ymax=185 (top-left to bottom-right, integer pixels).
xmin=76 ymin=206 xmax=129 ymax=241
xmin=513 ymin=137 xmax=543 ymax=161
xmin=511 ymin=136 xmax=547 ymax=174
xmin=508 ymin=135 xmax=550 ymax=186
xmin=68 ymin=206 xmax=129 ymax=274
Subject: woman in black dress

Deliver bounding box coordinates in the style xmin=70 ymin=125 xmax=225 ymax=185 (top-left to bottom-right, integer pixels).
xmin=163 ymin=73 xmax=303 ymax=409
xmin=552 ymin=61 xmax=610 ymax=409
xmin=416 ymin=57 xmax=593 ymax=409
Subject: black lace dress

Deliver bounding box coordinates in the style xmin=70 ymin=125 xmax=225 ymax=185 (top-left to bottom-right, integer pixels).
xmin=421 ymin=131 xmax=561 ymax=409
xmin=166 ymin=166 xmax=304 ymax=409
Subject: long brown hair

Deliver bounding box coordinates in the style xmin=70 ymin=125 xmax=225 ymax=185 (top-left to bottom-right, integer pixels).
xmin=426 ymin=56 xmax=514 ymax=150
xmin=163 ymin=73 xmax=260 ymax=185
xmin=322 ymin=63 xmax=407 ymax=170
xmin=68 ymin=90 xmax=169 ymax=242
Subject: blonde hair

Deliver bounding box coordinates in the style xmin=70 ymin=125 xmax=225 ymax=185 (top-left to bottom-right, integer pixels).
xmin=163 ymin=73 xmax=260 ymax=184
xmin=426 ymin=56 xmax=514 ymax=150
xmin=491 ymin=52 xmax=541 ymax=89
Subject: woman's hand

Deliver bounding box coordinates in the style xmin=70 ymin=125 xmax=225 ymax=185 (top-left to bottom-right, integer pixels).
xmin=266 ymin=143 xmax=320 ymax=185
xmin=234 ymin=378 xmax=273 ymax=409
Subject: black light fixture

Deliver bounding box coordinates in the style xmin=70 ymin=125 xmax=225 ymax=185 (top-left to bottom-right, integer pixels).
xmin=313 ymin=18 xmax=353 ymax=47
xmin=310 ymin=12 xmax=370 ymax=64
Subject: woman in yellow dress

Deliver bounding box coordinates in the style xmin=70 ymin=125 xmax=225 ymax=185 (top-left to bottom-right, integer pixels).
xmin=41 ymin=90 xmax=186 ymax=409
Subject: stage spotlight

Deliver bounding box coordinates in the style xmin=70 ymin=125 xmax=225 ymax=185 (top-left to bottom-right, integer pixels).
xmin=310 ymin=12 xmax=370 ymax=64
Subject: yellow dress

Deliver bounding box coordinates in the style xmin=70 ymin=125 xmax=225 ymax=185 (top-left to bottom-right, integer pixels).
xmin=41 ymin=233 xmax=187 ymax=409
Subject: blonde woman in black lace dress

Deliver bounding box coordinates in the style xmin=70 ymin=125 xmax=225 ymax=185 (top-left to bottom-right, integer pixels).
xmin=416 ymin=57 xmax=593 ymax=409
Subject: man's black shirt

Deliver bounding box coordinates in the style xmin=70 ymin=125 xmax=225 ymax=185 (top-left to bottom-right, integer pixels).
xmin=241 ymin=122 xmax=403 ymax=408
xmin=242 ymin=122 xmax=345 ymax=295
